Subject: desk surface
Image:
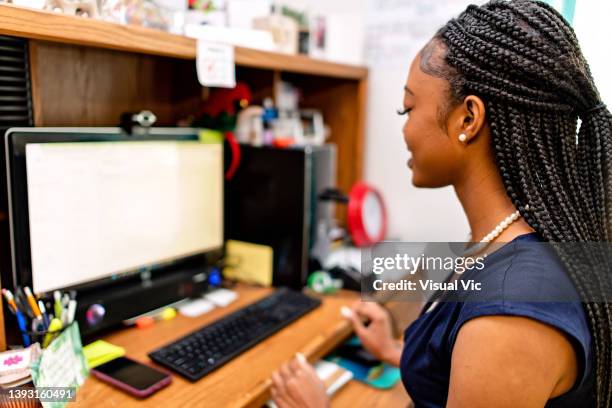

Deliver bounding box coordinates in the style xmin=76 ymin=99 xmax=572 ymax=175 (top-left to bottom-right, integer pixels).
xmin=74 ymin=286 xmax=411 ymax=407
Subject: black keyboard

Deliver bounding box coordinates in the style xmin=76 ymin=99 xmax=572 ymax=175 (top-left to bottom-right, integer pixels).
xmin=148 ymin=288 xmax=321 ymax=381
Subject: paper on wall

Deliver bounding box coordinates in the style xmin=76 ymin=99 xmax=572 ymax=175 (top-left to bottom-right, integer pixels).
xmin=365 ymin=0 xmax=472 ymax=68
xmin=196 ymin=41 xmax=237 ymax=89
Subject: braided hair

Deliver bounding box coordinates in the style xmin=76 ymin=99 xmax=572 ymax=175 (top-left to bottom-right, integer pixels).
xmin=423 ymin=1 xmax=612 ymax=406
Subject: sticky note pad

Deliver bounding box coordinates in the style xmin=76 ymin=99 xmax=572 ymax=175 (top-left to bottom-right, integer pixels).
xmin=83 ymin=340 xmax=125 ymax=369
xmin=199 ymin=129 xmax=224 ymax=144
xmin=224 ymin=240 xmax=273 ymax=286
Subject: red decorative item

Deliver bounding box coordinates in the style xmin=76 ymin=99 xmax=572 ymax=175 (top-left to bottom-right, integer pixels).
xmin=347 ymin=182 xmax=387 ymax=247
xmin=224 ymin=132 xmax=241 ymax=181
xmin=198 ymin=83 xmax=252 ymax=118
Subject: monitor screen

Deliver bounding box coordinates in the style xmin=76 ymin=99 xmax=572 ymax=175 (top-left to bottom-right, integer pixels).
xmin=16 ymin=137 xmax=222 ymax=293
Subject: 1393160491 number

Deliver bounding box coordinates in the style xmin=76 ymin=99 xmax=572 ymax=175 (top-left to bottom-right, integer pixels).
xmin=4 ymin=387 xmax=76 ymax=402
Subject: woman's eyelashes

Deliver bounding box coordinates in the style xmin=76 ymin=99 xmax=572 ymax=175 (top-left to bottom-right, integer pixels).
xmin=397 ymin=107 xmax=412 ymax=116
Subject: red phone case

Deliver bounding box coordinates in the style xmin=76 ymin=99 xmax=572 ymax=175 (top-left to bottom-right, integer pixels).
xmin=91 ymin=364 xmax=172 ymax=398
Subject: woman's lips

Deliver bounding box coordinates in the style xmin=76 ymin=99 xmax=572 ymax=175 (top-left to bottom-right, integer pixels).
xmin=408 ymin=157 xmax=413 ymax=168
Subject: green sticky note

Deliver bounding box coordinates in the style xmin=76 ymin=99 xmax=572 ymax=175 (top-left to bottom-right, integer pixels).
xmin=83 ymin=340 xmax=125 ymax=369
xmin=199 ymin=129 xmax=224 ymax=144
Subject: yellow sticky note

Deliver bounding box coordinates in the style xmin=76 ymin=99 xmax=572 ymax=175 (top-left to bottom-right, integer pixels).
xmin=224 ymin=240 xmax=273 ymax=286
xmin=199 ymin=129 xmax=224 ymax=144
xmin=83 ymin=340 xmax=125 ymax=369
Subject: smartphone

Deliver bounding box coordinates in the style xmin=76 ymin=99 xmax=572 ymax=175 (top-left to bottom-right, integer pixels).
xmin=91 ymin=357 xmax=172 ymax=398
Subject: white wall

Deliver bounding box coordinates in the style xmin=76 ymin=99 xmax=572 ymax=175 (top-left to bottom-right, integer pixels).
xmin=280 ymin=0 xmax=472 ymax=241
xmin=362 ymin=1 xmax=473 ymax=242
xmin=573 ymin=1 xmax=612 ymax=106
xmin=281 ymin=0 xmax=612 ymax=242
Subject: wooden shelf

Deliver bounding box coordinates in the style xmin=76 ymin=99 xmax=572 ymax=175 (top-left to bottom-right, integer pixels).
xmin=0 ymin=4 xmax=367 ymax=79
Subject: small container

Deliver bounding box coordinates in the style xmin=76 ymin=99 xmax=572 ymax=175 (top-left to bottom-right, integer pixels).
xmin=25 ymin=322 xmax=74 ymax=349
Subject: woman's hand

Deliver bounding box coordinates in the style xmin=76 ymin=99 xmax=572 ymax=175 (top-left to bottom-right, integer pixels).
xmin=271 ymin=353 xmax=330 ymax=408
xmin=342 ymin=302 xmax=403 ymax=367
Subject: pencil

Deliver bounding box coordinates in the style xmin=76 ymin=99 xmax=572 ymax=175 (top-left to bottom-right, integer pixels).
xmin=23 ymin=287 xmax=42 ymax=319
xmin=1 ymin=289 xmax=17 ymax=314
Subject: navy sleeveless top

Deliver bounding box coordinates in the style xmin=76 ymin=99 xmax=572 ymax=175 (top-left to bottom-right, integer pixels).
xmin=399 ymin=233 xmax=594 ymax=407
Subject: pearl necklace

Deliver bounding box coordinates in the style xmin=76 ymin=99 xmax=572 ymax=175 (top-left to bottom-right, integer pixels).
xmin=463 ymin=210 xmax=522 ymax=256
xmin=480 ymin=210 xmax=521 ymax=243
xmin=425 ymin=210 xmax=523 ymax=314
xmin=424 ymin=209 xmax=524 ymax=315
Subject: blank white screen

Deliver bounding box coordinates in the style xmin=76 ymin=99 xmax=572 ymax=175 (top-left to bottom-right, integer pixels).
xmin=25 ymin=141 xmax=223 ymax=293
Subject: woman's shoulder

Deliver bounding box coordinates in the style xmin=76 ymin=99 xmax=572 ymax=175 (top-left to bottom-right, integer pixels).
xmin=449 ymin=233 xmax=593 ymax=397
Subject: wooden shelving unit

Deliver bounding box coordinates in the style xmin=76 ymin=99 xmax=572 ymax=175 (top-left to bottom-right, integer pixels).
xmin=0 ymin=4 xmax=368 ymax=199
xmin=0 ymin=5 xmax=369 ymax=348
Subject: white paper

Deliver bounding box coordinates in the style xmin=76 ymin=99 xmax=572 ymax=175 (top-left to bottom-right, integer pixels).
xmin=365 ymin=0 xmax=471 ymax=68
xmin=196 ymin=41 xmax=237 ymax=89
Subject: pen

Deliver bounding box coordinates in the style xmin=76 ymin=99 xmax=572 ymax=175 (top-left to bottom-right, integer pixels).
xmin=23 ymin=287 xmax=41 ymax=319
xmin=38 ymin=300 xmax=50 ymax=329
xmin=2 ymin=289 xmax=17 ymax=314
xmin=53 ymin=291 xmax=62 ymax=320
xmin=16 ymin=310 xmax=30 ymax=347
xmin=67 ymin=300 xmax=77 ymax=324
xmin=16 ymin=288 xmax=33 ymax=319
xmin=60 ymin=294 xmax=70 ymax=325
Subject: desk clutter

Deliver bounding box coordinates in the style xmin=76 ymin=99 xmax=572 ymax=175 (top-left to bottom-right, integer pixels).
xmin=0 ymin=285 xmax=242 ymax=404
xmin=0 ymin=287 xmax=88 ymax=407
xmin=2 ymin=288 xmax=77 ymax=349
xmin=0 ymin=322 xmax=88 ymax=408
xmin=0 ymin=281 xmax=402 ymax=406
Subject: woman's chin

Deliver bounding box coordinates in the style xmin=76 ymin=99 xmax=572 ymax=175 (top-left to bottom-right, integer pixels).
xmin=411 ymin=175 xmax=427 ymax=188
xmin=411 ymin=169 xmax=448 ymax=188
xmin=410 ymin=170 xmax=425 ymax=187
xmin=409 ymin=161 xmax=424 ymax=187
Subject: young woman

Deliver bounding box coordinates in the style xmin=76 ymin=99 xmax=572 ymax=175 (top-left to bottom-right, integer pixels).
xmin=270 ymin=1 xmax=612 ymax=407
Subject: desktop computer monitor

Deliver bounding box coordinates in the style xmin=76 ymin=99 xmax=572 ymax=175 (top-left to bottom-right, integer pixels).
xmin=4 ymin=128 xmax=224 ymax=334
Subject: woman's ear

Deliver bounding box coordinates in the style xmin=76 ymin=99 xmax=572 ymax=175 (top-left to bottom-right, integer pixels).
xmin=455 ymin=95 xmax=486 ymax=144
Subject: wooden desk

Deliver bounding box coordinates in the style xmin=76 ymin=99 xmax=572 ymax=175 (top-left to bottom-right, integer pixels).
xmin=74 ymin=286 xmax=411 ymax=407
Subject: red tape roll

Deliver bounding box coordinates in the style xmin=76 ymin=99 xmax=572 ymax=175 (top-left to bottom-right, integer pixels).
xmin=347 ymin=182 xmax=387 ymax=247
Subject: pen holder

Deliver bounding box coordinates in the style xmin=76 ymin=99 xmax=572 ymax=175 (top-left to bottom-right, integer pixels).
xmin=26 ymin=323 xmax=74 ymax=349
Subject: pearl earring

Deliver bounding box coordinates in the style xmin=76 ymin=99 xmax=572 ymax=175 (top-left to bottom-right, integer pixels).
xmin=458 ymin=133 xmax=467 ymax=143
